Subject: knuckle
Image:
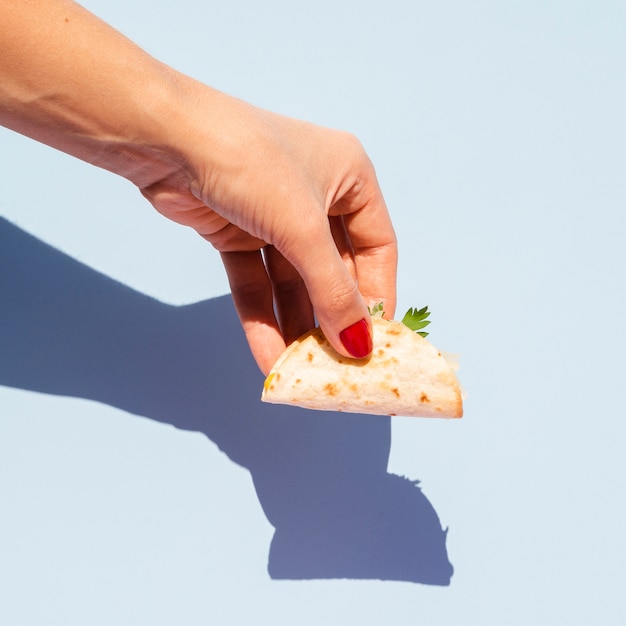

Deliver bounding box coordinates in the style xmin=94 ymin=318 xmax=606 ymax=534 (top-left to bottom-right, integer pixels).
xmin=324 ymin=279 xmax=360 ymax=319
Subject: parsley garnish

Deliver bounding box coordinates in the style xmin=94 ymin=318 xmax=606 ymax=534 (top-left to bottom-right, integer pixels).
xmin=368 ymin=302 xmax=432 ymax=337
xmin=401 ymin=306 xmax=431 ymax=337
xmin=368 ymin=302 xmax=385 ymax=318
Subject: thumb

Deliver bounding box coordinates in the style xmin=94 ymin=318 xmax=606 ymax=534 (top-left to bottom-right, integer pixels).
xmin=284 ymin=221 xmax=373 ymax=360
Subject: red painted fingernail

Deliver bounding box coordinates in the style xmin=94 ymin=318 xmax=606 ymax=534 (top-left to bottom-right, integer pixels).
xmin=339 ymin=318 xmax=373 ymax=358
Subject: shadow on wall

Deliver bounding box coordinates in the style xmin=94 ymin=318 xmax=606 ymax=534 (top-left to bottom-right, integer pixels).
xmin=0 ymin=217 xmax=453 ymax=585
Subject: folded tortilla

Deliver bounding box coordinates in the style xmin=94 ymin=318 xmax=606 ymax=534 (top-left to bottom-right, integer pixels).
xmin=261 ymin=317 xmax=463 ymax=418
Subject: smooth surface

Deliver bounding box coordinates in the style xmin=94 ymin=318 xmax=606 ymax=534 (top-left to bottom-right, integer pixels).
xmin=2 ymin=1 xmax=625 ymax=624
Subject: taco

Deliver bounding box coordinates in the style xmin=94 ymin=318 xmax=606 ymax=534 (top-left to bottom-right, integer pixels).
xmin=261 ymin=315 xmax=463 ymax=418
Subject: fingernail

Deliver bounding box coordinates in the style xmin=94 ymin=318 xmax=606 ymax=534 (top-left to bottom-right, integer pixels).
xmin=339 ymin=318 xmax=373 ymax=358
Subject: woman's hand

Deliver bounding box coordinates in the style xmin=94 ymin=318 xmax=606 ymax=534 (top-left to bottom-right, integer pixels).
xmin=141 ymin=86 xmax=397 ymax=374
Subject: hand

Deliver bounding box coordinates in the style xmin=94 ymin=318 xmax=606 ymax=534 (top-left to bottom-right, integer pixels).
xmin=140 ymin=86 xmax=397 ymax=374
xmin=0 ymin=1 xmax=396 ymax=375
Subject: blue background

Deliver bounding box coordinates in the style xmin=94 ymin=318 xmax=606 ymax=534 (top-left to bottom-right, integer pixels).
xmin=1 ymin=1 xmax=625 ymax=624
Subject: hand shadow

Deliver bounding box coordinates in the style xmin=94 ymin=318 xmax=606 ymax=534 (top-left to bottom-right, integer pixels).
xmin=0 ymin=217 xmax=453 ymax=585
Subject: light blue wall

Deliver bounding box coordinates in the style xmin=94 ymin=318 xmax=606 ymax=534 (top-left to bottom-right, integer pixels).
xmin=1 ymin=1 xmax=625 ymax=624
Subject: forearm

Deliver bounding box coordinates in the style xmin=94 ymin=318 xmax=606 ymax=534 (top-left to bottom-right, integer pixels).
xmin=0 ymin=0 xmax=192 ymax=186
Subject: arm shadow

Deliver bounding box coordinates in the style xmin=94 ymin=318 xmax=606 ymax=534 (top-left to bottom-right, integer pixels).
xmin=0 ymin=217 xmax=453 ymax=585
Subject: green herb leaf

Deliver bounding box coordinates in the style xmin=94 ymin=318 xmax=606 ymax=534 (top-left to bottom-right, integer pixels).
xmin=401 ymin=305 xmax=431 ymax=337
xmin=368 ymin=302 xmax=385 ymax=318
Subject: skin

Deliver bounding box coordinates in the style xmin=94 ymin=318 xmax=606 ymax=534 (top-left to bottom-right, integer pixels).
xmin=0 ymin=0 xmax=397 ymax=374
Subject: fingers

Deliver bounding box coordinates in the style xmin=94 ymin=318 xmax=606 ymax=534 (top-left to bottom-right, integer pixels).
xmin=342 ymin=192 xmax=398 ymax=321
xmin=281 ymin=217 xmax=374 ymax=360
xmin=329 ymin=215 xmax=356 ymax=282
xmin=219 ymin=250 xmax=286 ymax=375
xmin=327 ymin=155 xmax=397 ymax=317
xmin=262 ymin=246 xmax=315 ymax=345
xmin=267 ymin=157 xmax=396 ymax=361
xmin=220 ymin=247 xmax=318 ymax=375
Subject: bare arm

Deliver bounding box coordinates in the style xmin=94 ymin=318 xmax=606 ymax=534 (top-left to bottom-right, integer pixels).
xmin=0 ymin=0 xmax=187 ymax=184
xmin=0 ymin=0 xmax=397 ymax=374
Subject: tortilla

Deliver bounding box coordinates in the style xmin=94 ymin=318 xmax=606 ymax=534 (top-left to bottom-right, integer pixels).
xmin=261 ymin=317 xmax=463 ymax=418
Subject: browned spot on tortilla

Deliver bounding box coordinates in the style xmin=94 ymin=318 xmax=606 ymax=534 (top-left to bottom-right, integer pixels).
xmin=420 ymin=392 xmax=430 ymax=403
xmin=377 ymin=348 xmax=385 ymax=357
xmin=386 ymin=328 xmax=401 ymax=335
xmin=324 ymin=383 xmax=339 ymax=396
xmin=385 ymin=342 xmax=392 ymax=348
xmin=350 ymin=383 xmax=359 ymax=393
xmin=307 ymin=352 xmax=314 ymax=362
xmin=295 ymin=378 xmax=302 ymax=384
xmin=391 ymin=388 xmax=400 ymax=398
